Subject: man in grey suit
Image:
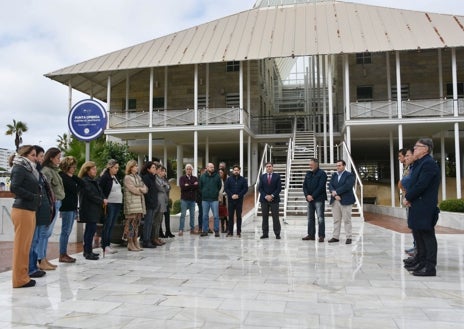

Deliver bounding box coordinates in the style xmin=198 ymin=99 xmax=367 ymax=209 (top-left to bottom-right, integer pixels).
xmin=328 ymin=160 xmax=356 ymax=244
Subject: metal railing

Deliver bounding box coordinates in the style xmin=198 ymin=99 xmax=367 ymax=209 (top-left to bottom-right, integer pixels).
xmin=254 ymin=143 xmax=269 ymax=217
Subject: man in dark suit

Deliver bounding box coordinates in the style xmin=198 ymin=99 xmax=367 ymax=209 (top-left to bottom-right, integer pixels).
xmin=258 ymin=162 xmax=282 ymax=239
xmin=403 ymin=138 xmax=440 ymax=277
xmin=328 ymin=160 xmax=356 ymax=244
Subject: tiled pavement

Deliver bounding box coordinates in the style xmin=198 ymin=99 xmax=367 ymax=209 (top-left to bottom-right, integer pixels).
xmin=0 ymin=210 xmax=463 ymax=329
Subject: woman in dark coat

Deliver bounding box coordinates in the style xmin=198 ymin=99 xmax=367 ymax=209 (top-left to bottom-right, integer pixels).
xmin=78 ymin=161 xmax=107 ymax=260
xmin=9 ymin=145 xmax=40 ymax=288
xmin=141 ymin=161 xmax=158 ymax=248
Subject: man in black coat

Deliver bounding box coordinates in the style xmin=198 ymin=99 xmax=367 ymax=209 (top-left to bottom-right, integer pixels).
xmin=302 ymin=158 xmax=327 ymax=242
xmin=258 ymin=162 xmax=282 ymax=239
xmin=224 ymin=164 xmax=248 ymax=237
xmin=403 ymin=138 xmax=440 ymax=277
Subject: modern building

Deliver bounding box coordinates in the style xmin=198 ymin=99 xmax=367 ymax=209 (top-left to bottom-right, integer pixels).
xmin=45 ymin=0 xmax=464 ymax=211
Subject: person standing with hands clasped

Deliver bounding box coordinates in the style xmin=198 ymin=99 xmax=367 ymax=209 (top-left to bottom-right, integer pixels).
xmin=178 ymin=164 xmax=199 ymax=235
xmin=224 ymin=165 xmax=248 ymax=237
xmin=302 ymin=158 xmax=327 ymax=242
xmin=259 ymin=162 xmax=282 ymax=239
xmin=328 ymin=160 xmax=355 ymax=245
xmin=403 ymin=138 xmax=440 ymax=277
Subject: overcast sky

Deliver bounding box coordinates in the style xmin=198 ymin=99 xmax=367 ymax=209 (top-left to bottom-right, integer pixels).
xmin=1 ymin=0 xmax=463 ymax=151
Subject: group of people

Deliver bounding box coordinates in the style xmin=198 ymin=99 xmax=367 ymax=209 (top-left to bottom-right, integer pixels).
xmin=178 ymin=162 xmax=249 ymax=238
xmin=399 ymin=138 xmax=441 ymax=277
xmin=9 ymin=146 xmax=174 ymax=288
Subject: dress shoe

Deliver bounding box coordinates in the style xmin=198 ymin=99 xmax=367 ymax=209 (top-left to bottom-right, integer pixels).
xmin=143 ymin=242 xmax=157 ymax=248
xmin=200 ymin=232 xmax=208 ymax=237
xmin=38 ymin=260 xmax=55 ymax=271
xmin=328 ymin=238 xmax=339 ymax=243
xmin=404 ymin=262 xmax=424 ymax=272
xmin=215 ymin=231 xmax=220 ymax=237
xmin=318 ymin=237 xmax=324 ymax=242
xmin=403 ymin=257 xmax=416 ymax=264
xmin=226 ymin=233 xmax=233 ymax=237
xmin=84 ymin=253 xmax=99 ymax=260
xmin=276 ymin=235 xmax=281 ymax=239
xmin=302 ymin=235 xmax=315 ymax=241
xmin=59 ymin=254 xmax=76 ymax=263
xmin=30 ymin=270 xmax=46 ymax=278
xmin=412 ymin=267 xmax=436 ymax=277
xmin=260 ymin=235 xmax=269 ymax=239
xmin=237 ymin=234 xmax=241 ymax=238
xmin=345 ymin=239 xmax=352 ymax=245
xmin=18 ymin=280 xmax=36 ymax=288
xmin=166 ymin=232 xmax=175 ymax=238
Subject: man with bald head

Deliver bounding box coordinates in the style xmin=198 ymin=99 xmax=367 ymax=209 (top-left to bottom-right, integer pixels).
xmin=199 ymin=163 xmax=222 ymax=237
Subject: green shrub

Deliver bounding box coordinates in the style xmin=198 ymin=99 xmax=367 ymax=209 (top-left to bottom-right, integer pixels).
xmin=439 ymin=199 xmax=464 ymax=213
xmin=171 ymin=199 xmax=181 ymax=214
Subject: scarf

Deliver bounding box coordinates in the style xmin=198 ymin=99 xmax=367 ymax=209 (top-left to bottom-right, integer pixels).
xmin=13 ymin=156 xmax=39 ymax=181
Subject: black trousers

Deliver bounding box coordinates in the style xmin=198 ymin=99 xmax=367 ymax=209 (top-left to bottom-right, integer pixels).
xmin=414 ymin=228 xmax=437 ymax=269
xmin=261 ymin=201 xmax=280 ymax=236
xmin=228 ymin=199 xmax=243 ymax=235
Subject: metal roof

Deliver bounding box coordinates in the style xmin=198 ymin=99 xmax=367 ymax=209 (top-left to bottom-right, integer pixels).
xmin=45 ymin=0 xmax=464 ymax=98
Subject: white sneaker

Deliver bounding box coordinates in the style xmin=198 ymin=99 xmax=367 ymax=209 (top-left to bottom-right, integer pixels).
xmin=105 ymin=246 xmax=118 ymax=254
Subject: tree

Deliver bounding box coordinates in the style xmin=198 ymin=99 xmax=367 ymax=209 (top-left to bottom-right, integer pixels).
xmin=5 ymin=119 xmax=28 ymax=151
xmin=56 ymin=133 xmax=72 ymax=152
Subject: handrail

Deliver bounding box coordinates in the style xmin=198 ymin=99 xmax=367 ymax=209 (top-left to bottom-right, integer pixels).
xmin=283 ymin=136 xmax=293 ymax=221
xmin=341 ymin=142 xmax=364 ymax=219
xmin=1 ymin=205 xmax=11 ymax=234
xmin=254 ymin=143 xmax=269 ymax=217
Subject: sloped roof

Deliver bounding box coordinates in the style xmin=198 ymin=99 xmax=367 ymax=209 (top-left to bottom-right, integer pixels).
xmin=45 ymin=0 xmax=464 ymax=99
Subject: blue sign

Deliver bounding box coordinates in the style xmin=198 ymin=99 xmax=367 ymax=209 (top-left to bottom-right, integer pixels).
xmin=68 ymin=99 xmax=107 ymax=141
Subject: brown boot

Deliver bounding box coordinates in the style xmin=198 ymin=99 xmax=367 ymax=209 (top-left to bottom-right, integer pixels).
xmin=38 ymin=259 xmax=55 ymax=271
xmin=59 ymin=254 xmax=76 ymax=263
xmin=133 ymin=237 xmax=143 ymax=251
xmin=127 ymin=238 xmax=139 ymax=251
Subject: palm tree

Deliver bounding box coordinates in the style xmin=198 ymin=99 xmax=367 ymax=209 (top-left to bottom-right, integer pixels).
xmin=5 ymin=119 xmax=28 ymax=151
xmin=56 ymin=133 xmax=72 ymax=152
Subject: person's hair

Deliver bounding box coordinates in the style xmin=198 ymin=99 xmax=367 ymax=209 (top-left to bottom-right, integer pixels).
xmin=101 ymin=158 xmax=119 ymax=176
xmin=140 ymin=161 xmax=155 ymax=175
xmin=185 ymin=163 xmax=193 ymax=170
xmin=336 ymin=159 xmax=346 ymax=166
xmin=125 ymin=160 xmax=138 ymax=175
xmin=398 ymin=148 xmax=407 ymax=156
xmin=219 ymin=168 xmax=227 ymax=180
xmin=78 ymin=161 xmax=96 ymax=178
xmin=309 ymin=158 xmax=319 ymax=164
xmin=407 ymin=147 xmax=415 ymax=154
xmin=8 ymin=145 xmax=34 ymax=167
xmin=417 ymin=137 xmax=433 ymax=153
xmin=33 ymin=145 xmax=45 ymax=155
xmin=42 ymin=147 xmax=61 ymax=168
xmin=265 ymin=162 xmax=273 ymax=166
xmin=59 ymin=156 xmax=77 ymax=172
xmin=232 ymin=164 xmax=240 ymax=170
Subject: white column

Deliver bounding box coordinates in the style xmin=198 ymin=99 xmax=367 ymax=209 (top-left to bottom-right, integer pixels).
xmin=194 ymin=131 xmax=198 ymax=176
xmin=247 ymin=61 xmax=251 ymax=118
xmin=438 ymin=49 xmax=443 ymax=99
xmin=205 ymin=137 xmax=209 ymax=165
xmin=251 ymin=142 xmax=259 ymax=183
xmin=386 ymin=52 xmax=391 ymax=101
xmin=389 ymin=132 xmax=395 ymax=207
xmin=239 ymin=61 xmax=244 ymax=123
xmin=163 ymin=146 xmax=167 ymax=167
xmin=194 ymin=64 xmax=198 ymax=112
xmin=452 ymin=48 xmax=462 ymax=198
xmin=396 ymin=51 xmax=402 ymax=119
xmin=343 ymin=54 xmax=350 ymax=121
xmin=148 ymin=68 xmax=154 ymax=160
xmin=177 ymin=145 xmax=183 ymax=184
xmin=148 ymin=133 xmax=152 ymax=162
xmin=107 ymin=75 xmax=112 ymax=130
xmin=164 ymin=67 xmax=168 ymax=108
xmin=247 ymin=135 xmax=251 ymax=183
xmin=322 ymin=55 xmax=327 ymax=163
xmin=240 ymin=129 xmax=244 ymax=171
xmin=441 ymin=133 xmax=447 ymax=201
xmin=398 ymin=124 xmax=403 ymax=182
xmin=328 ymin=55 xmax=334 ymax=163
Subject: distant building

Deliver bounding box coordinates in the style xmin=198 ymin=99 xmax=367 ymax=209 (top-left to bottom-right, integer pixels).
xmin=0 ymin=148 xmax=14 ymax=172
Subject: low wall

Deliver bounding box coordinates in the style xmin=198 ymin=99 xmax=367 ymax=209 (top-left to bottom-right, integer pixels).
xmin=0 ymin=196 xmax=83 ymax=243
xmin=364 ymin=204 xmax=464 ymax=230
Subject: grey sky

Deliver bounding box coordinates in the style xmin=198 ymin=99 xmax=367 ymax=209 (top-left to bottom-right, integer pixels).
xmin=0 ymin=0 xmax=463 ymax=151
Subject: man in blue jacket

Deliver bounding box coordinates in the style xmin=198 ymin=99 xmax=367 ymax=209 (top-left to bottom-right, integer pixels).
xmin=328 ymin=160 xmax=356 ymax=244
xmin=403 ymin=138 xmax=440 ymax=277
xmin=199 ymin=163 xmax=222 ymax=237
xmin=224 ymin=165 xmax=248 ymax=237
xmin=302 ymin=158 xmax=327 ymax=242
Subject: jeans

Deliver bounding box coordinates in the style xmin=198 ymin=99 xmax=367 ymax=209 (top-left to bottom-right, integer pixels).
xmin=83 ymin=222 xmax=97 ymax=254
xmin=202 ymin=200 xmax=219 ymax=233
xmin=37 ymin=200 xmax=61 ymax=259
xmin=101 ymin=203 xmax=121 ymax=249
xmin=179 ymin=199 xmax=196 ymax=231
xmin=60 ymin=211 xmax=76 ymax=254
xmin=29 ymin=224 xmax=48 ymax=274
xmin=307 ymin=201 xmax=325 ymax=238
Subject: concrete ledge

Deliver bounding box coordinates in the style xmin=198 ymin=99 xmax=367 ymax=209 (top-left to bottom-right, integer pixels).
xmin=364 ymin=204 xmax=464 ymax=231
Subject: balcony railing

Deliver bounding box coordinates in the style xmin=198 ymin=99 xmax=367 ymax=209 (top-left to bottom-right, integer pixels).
xmin=109 ymin=107 xmax=249 ymax=129
xmin=350 ymin=98 xmax=462 ymax=119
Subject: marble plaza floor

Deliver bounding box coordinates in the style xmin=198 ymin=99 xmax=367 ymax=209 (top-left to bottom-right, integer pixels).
xmin=0 ymin=215 xmax=463 ymax=329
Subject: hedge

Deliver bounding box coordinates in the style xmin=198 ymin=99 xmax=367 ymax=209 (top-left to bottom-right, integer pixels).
xmin=439 ymin=199 xmax=464 ymax=213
